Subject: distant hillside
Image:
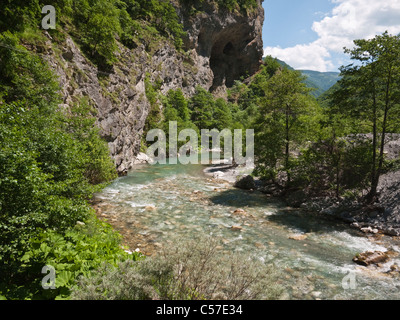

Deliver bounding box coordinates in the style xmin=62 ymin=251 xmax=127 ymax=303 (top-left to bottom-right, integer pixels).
xmin=275 ymin=59 xmax=294 ymax=71
xmin=300 ymin=70 xmax=341 ymax=95
xmin=274 ymin=59 xmax=340 ymax=98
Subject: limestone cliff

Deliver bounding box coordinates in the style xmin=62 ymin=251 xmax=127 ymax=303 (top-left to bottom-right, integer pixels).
xmin=177 ymin=0 xmax=264 ymax=94
xmin=42 ymin=1 xmax=264 ymax=174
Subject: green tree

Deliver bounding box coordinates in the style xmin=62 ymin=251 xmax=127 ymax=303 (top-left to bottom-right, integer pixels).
xmin=0 ymin=0 xmax=41 ymax=33
xmin=228 ymin=57 xmax=282 ymax=130
xmin=166 ymin=89 xmax=190 ymax=123
xmin=81 ymin=0 xmax=122 ymax=65
xmin=124 ymin=0 xmax=185 ymax=49
xmin=189 ymin=86 xmax=216 ymax=130
xmin=143 ymin=74 xmax=163 ymax=144
xmin=329 ymin=31 xmax=400 ymax=202
xmin=254 ymin=68 xmax=317 ymax=186
xmin=212 ymin=98 xmax=233 ymax=130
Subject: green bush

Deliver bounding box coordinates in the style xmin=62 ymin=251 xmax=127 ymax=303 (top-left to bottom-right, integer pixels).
xmin=70 ymin=236 xmax=285 ymax=300
xmin=0 ymin=31 xmax=118 ymax=300
xmin=1 ymin=0 xmax=186 ymax=66
xmin=0 ymin=214 xmax=142 ymax=300
xmin=4 ymin=216 xmax=143 ymax=300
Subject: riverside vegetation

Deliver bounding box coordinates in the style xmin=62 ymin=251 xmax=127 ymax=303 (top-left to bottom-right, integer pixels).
xmin=71 ymin=236 xmax=284 ymax=300
xmin=1 ymin=0 xmax=400 ymax=300
xmin=0 ymin=0 xmax=269 ymax=300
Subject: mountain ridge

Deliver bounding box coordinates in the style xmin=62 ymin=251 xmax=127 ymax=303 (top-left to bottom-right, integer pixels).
xmin=274 ymin=58 xmax=340 ymax=97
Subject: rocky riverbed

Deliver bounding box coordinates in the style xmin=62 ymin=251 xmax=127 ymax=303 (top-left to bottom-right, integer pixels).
xmin=93 ymin=160 xmax=400 ymax=299
xmin=214 ymin=162 xmax=400 ymax=237
xmin=208 ymin=135 xmax=400 ymax=238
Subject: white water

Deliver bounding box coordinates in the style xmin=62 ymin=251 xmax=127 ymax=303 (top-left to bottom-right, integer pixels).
xmin=95 ymin=161 xmax=400 ymax=300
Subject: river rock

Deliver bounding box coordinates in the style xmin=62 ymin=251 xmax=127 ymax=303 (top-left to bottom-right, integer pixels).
xmin=255 ymin=242 xmax=266 ymax=249
xmin=233 ymin=208 xmax=247 ymax=216
xmin=133 ymin=152 xmax=153 ymax=165
xmin=383 ymin=227 xmax=400 ymax=237
xmin=231 ymin=226 xmax=243 ymax=232
xmin=234 ymin=175 xmax=256 ymax=190
xmin=289 ymin=234 xmax=308 ymax=241
xmin=213 ymin=171 xmax=225 ymax=179
xmin=353 ymin=251 xmax=390 ymax=266
xmin=390 ymin=264 xmax=399 ymax=271
xmin=311 ymin=291 xmax=322 ymax=299
xmin=361 ymin=226 xmax=379 ymax=234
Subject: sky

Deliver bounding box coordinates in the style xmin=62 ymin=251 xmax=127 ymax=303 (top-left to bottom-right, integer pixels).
xmin=262 ymin=0 xmax=400 ymax=72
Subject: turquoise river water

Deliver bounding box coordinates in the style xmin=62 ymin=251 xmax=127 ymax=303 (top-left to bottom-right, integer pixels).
xmin=94 ymin=159 xmax=400 ymax=300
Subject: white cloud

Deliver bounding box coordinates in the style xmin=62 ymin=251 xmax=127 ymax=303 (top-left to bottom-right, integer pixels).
xmin=264 ymin=43 xmax=334 ymax=72
xmin=264 ymin=0 xmax=400 ymax=72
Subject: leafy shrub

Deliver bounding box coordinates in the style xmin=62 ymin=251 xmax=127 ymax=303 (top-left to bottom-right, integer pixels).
xmin=1 ymin=0 xmax=186 ymax=66
xmin=295 ymin=136 xmax=374 ymax=196
xmin=70 ymin=236 xmax=285 ymax=300
xmin=78 ymin=0 xmax=122 ymax=66
xmin=0 ymin=31 xmax=118 ymax=299
xmin=1 ymin=215 xmax=143 ymax=300
xmin=0 ymin=0 xmax=41 ymax=33
xmin=63 ymin=100 xmax=118 ymax=185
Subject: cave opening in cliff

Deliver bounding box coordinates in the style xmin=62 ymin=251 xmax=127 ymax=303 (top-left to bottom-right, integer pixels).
xmin=223 ymin=42 xmax=234 ymax=56
xmin=210 ymin=40 xmax=238 ymax=92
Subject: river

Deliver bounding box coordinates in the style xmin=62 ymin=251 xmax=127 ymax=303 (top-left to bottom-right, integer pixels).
xmin=93 ymin=159 xmax=400 ymax=300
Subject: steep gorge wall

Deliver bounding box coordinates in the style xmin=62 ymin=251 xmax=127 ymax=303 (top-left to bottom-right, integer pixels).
xmin=178 ymin=1 xmax=264 ymax=94
xmin=43 ymin=1 xmax=264 ymax=174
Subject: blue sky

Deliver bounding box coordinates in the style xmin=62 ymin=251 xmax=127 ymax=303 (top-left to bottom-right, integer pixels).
xmin=262 ymin=0 xmax=400 ymax=72
xmin=263 ymin=0 xmax=335 ymax=48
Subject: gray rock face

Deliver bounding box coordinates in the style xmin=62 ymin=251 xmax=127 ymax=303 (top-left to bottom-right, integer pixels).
xmin=41 ymin=2 xmax=264 ymax=174
xmin=43 ymin=37 xmax=152 ymax=174
xmin=178 ymin=1 xmax=264 ymax=95
xmin=375 ymin=169 xmax=400 ymax=235
xmin=133 ymin=152 xmax=153 ymax=165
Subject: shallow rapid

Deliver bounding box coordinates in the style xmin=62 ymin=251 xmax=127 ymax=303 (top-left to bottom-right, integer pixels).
xmin=94 ymin=160 xmax=400 ymax=300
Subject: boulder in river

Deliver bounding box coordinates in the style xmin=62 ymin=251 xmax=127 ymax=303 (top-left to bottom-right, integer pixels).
xmin=234 ymin=175 xmax=256 ymax=190
xmin=353 ymin=251 xmax=390 ymax=266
